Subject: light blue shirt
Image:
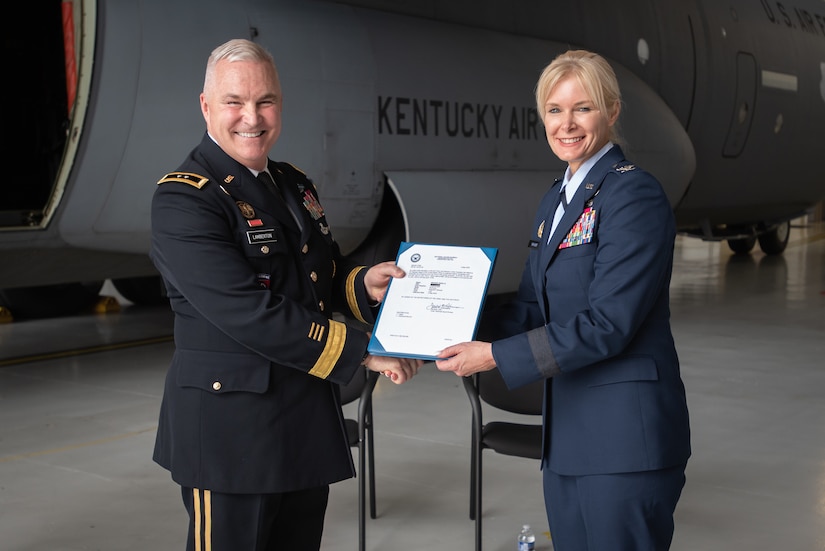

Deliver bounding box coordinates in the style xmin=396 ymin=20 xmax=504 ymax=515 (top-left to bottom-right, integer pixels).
xmin=548 ymin=142 xmax=614 ymax=242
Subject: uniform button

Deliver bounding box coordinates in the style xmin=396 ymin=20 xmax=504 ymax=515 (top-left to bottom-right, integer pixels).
xmin=318 ymin=300 xmax=325 ymax=311
xmin=302 ymin=244 xmax=309 ymax=254
xmin=260 ymin=245 xmax=270 ymax=254
xmin=212 ymin=381 xmax=222 ymax=391
xmin=310 ymin=271 xmax=318 ymax=282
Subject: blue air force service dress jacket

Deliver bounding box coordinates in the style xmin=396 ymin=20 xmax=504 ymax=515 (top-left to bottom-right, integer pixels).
xmin=491 ymin=145 xmax=691 ymax=477
xmin=150 ymin=134 xmax=376 ymax=494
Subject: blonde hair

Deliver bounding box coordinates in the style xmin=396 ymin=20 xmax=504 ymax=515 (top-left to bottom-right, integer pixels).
xmin=534 ymin=50 xmax=623 ymax=144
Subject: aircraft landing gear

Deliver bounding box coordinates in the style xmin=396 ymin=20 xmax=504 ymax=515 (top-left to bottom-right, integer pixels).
xmin=0 ymin=282 xmax=104 ymax=320
xmin=726 ymin=220 xmax=791 ymax=256
xmin=757 ymin=220 xmax=791 ymax=255
xmin=111 ymin=276 xmax=168 ymax=306
xmin=727 ymin=235 xmax=757 ymax=254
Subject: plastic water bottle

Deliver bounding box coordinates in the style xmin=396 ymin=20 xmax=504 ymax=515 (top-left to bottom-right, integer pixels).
xmin=517 ymin=524 xmax=536 ymax=551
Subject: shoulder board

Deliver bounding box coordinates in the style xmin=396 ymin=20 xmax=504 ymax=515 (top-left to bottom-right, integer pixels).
xmin=612 ymin=163 xmax=637 ymax=174
xmin=276 ymin=162 xmax=317 ymax=192
xmin=157 ymin=172 xmax=209 ymax=188
xmin=279 ymin=162 xmax=306 ymax=176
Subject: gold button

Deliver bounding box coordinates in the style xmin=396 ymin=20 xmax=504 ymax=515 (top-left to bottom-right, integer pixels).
xmin=310 ymin=271 xmax=318 ymax=282
xmin=318 ymin=300 xmax=325 ymax=311
xmin=260 ymin=245 xmax=270 ymax=254
xmin=302 ymin=244 xmax=309 ymax=254
xmin=212 ymin=381 xmax=222 ymax=391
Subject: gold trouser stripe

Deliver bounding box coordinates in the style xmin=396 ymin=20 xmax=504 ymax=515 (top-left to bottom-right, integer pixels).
xmin=193 ymin=488 xmax=212 ymax=551
xmin=194 ymin=489 xmax=201 ymax=551
xmin=309 ymin=320 xmax=346 ymax=379
xmin=204 ymin=489 xmax=212 ymax=551
xmin=346 ymin=266 xmax=368 ymax=323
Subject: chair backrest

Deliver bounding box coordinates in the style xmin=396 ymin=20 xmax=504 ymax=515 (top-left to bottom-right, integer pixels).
xmin=477 ymin=368 xmax=543 ymax=415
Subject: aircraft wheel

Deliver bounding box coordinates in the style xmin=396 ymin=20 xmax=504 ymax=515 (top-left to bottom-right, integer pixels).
xmin=727 ymin=235 xmax=757 ymax=255
xmin=111 ymin=275 xmax=168 ymax=305
xmin=757 ymin=220 xmax=791 ymax=255
xmin=0 ymin=281 xmax=104 ymax=319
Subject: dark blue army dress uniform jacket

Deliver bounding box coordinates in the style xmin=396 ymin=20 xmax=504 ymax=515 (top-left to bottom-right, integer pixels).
xmin=150 ymin=133 xmax=376 ymax=494
xmin=491 ymin=145 xmax=691 ymax=477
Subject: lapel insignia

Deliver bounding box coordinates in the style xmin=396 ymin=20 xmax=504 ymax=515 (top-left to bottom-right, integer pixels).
xmin=585 ymin=182 xmax=594 ymax=190
xmin=224 ymin=175 xmax=235 ymax=184
xmin=236 ymin=201 xmax=255 ymax=219
xmin=319 ymin=223 xmax=330 ymax=235
xmin=559 ymin=207 xmax=597 ymax=249
xmin=303 ymin=191 xmax=325 ymax=220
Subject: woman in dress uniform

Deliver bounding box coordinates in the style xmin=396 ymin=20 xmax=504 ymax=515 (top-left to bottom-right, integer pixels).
xmin=436 ymin=50 xmax=690 ymax=550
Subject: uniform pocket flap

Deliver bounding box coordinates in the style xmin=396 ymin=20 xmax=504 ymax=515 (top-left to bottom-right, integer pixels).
xmin=586 ymin=355 xmax=659 ymax=387
xmin=175 ymin=349 xmax=270 ymax=393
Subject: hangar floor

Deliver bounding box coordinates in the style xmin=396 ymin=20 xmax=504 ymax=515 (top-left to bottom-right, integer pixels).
xmin=1 ymin=224 xmax=823 ymax=551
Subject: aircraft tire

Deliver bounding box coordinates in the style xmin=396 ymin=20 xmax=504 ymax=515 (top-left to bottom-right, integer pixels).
xmin=0 ymin=281 xmax=103 ymax=319
xmin=111 ymin=276 xmax=168 ymax=306
xmin=757 ymin=221 xmax=791 ymax=255
xmin=727 ymin=235 xmax=757 ymax=255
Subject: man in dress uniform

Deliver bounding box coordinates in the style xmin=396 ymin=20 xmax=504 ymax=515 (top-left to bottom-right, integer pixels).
xmin=150 ymin=38 xmax=422 ymax=551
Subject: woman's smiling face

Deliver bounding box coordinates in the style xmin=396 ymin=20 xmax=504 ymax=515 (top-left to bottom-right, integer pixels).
xmin=541 ymin=75 xmax=619 ymax=174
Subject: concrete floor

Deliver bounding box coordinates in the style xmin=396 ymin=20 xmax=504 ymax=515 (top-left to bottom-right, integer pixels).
xmin=1 ymin=225 xmax=823 ymax=551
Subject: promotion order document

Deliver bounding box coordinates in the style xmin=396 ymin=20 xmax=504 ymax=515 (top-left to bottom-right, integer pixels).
xmin=368 ymin=242 xmax=497 ymax=360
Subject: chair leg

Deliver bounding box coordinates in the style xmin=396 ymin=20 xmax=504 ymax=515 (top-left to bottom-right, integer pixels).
xmin=358 ymin=428 xmax=366 ymax=551
xmin=357 ymin=370 xmax=379 ymax=551
xmin=473 ymin=448 xmax=483 ymax=551
xmin=367 ymin=406 xmax=377 ymax=519
xmin=469 ymin=431 xmax=477 ymax=520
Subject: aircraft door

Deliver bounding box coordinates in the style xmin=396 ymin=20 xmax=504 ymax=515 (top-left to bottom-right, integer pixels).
xmin=321 ymin=108 xmax=376 ymax=254
xmin=722 ymin=52 xmax=757 ymax=158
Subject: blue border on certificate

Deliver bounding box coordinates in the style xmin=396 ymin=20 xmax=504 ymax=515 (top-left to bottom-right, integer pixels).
xmin=367 ymin=242 xmax=498 ymax=361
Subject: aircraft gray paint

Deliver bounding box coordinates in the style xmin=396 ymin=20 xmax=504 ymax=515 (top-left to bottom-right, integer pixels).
xmin=2 ymin=0 xmax=824 ymax=316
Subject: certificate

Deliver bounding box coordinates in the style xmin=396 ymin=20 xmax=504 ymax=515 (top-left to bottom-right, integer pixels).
xmin=367 ymin=242 xmax=498 ymax=360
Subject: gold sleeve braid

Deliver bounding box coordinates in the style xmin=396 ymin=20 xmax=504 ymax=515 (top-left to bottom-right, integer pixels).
xmin=308 ymin=319 xmax=347 ymax=379
xmin=346 ymin=266 xmax=368 ymax=324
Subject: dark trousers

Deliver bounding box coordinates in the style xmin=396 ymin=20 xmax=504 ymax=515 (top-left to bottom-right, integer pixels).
xmin=543 ymin=464 xmax=686 ymax=551
xmin=181 ymin=485 xmax=330 ymax=551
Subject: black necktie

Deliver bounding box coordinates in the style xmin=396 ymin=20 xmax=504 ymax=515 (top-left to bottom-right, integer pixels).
xmin=559 ymin=185 xmax=568 ymax=210
xmin=257 ymin=170 xmax=283 ymax=199
xmin=257 ymin=171 xmax=301 ymax=230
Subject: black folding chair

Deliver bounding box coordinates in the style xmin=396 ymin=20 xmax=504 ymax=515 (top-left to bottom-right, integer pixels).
xmin=462 ymin=369 xmax=544 ymax=551
xmin=340 ymin=368 xmax=380 ymax=551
